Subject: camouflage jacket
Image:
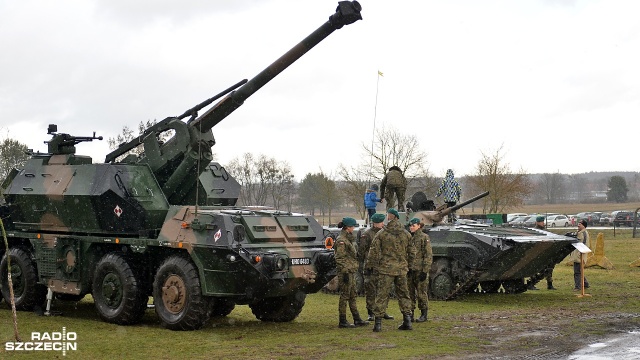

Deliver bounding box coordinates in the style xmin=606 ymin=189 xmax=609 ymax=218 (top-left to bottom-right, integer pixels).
xmin=380 ymin=168 xmax=407 ymax=195
xmin=335 ymin=229 xmax=358 ymax=273
xmin=358 ymin=226 xmax=382 ymax=266
xmin=365 ymin=218 xmax=414 ymax=276
xmin=409 ymin=229 xmax=432 ymax=273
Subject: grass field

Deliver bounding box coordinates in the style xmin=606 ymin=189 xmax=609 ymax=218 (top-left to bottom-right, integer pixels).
xmin=2 ymin=228 xmax=640 ymax=359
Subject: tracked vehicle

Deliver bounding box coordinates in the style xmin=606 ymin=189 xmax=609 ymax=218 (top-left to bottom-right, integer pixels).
xmin=0 ymin=1 xmax=362 ymax=330
xmin=409 ymin=191 xmax=579 ymax=300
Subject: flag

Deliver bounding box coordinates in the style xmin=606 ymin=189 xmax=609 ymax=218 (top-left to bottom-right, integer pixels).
xmin=378 ymin=70 xmax=384 ymax=77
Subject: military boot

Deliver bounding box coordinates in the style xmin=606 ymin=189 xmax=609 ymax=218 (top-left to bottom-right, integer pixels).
xmin=416 ymin=309 xmax=428 ymax=323
xmin=352 ymin=312 xmax=369 ymax=327
xmin=398 ymin=313 xmax=413 ymax=330
xmin=526 ymin=280 xmax=539 ymax=290
xmin=338 ymin=314 xmax=355 ymax=328
xmin=367 ymin=308 xmax=374 ymax=322
xmin=547 ymin=281 xmax=557 ymax=290
xmin=410 ymin=309 xmax=415 ymax=322
xmin=373 ymin=317 xmax=382 ymax=332
xmin=383 ymin=313 xmax=394 ymax=320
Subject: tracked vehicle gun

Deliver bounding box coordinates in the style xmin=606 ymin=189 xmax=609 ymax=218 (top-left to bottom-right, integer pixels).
xmin=0 ymin=1 xmax=362 ymax=330
xmin=407 ymin=191 xmax=578 ymax=300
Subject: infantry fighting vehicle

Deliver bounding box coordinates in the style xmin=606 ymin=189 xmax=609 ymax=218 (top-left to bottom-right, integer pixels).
xmin=0 ymin=1 xmax=362 ymax=330
xmin=408 ymin=191 xmax=578 ymax=300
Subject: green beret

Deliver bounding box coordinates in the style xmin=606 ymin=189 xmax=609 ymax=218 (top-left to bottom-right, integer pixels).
xmin=536 ymin=216 xmax=545 ymax=222
xmin=409 ymin=217 xmax=421 ymax=225
xmin=387 ymin=208 xmax=400 ymax=218
xmin=342 ymin=217 xmax=357 ymax=227
xmin=371 ymin=213 xmax=386 ymax=223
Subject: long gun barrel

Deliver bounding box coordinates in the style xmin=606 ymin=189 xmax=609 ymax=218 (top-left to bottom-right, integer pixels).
xmin=440 ymin=191 xmax=490 ymax=216
xmin=188 ymin=1 xmax=362 ymax=132
xmin=103 ymin=2 xmax=362 ymax=205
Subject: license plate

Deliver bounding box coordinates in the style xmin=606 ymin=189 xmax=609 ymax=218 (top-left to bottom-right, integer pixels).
xmin=290 ymin=258 xmax=311 ymax=265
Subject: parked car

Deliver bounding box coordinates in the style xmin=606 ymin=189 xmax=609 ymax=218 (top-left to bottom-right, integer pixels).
xmin=509 ymin=215 xmax=529 ymax=227
xmin=598 ymin=213 xmax=612 ymax=226
xmin=507 ymin=213 xmax=527 ymax=223
xmin=576 ymin=212 xmax=600 ymax=226
xmin=613 ymin=211 xmax=638 ymax=227
xmin=522 ymin=215 xmax=540 ymax=228
xmin=568 ymin=214 xmax=579 ymax=226
xmin=546 ymin=214 xmax=570 ymax=227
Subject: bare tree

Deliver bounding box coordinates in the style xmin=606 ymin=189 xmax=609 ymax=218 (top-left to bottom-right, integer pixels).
xmin=468 ymin=146 xmax=531 ymax=213
xmin=338 ymin=126 xmax=433 ymax=212
xmin=226 ymin=153 xmax=294 ymax=208
xmin=539 ymin=172 xmax=566 ymax=204
xmin=297 ymin=172 xmax=339 ymax=223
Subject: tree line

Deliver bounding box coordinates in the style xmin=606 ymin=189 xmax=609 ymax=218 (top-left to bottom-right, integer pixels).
xmin=0 ymin=126 xmax=635 ymax=221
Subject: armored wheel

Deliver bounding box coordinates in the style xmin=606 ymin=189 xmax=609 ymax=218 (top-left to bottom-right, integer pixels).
xmin=430 ymin=270 xmax=454 ymax=300
xmin=0 ymin=247 xmax=47 ymax=310
xmin=153 ymin=255 xmax=211 ymax=330
xmin=210 ymin=298 xmax=235 ymax=317
xmin=92 ymin=253 xmax=148 ymax=325
xmin=502 ymin=279 xmax=527 ymax=294
xmin=249 ymin=291 xmax=306 ymax=322
xmin=479 ymin=281 xmax=501 ymax=294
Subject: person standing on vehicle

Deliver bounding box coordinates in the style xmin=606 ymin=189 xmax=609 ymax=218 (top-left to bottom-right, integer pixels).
xmin=572 ymin=219 xmax=590 ymax=291
xmin=435 ymin=169 xmax=462 ymax=222
xmin=334 ymin=217 xmax=369 ymax=328
xmin=527 ymin=216 xmax=557 ymax=291
xmin=380 ymin=166 xmax=407 ymax=212
xmin=359 ymin=213 xmax=393 ymax=321
xmin=364 ymin=184 xmax=383 ymax=225
xmin=407 ymin=217 xmax=432 ymax=323
xmin=366 ymin=208 xmax=416 ymax=332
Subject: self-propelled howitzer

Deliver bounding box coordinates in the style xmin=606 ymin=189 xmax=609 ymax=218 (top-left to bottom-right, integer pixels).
xmin=0 ymin=2 xmax=361 ymax=330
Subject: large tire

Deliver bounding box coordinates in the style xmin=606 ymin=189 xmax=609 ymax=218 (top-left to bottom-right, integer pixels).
xmin=92 ymin=253 xmax=148 ymax=325
xmin=0 ymin=248 xmax=47 ymax=310
xmin=210 ymin=298 xmax=235 ymax=317
xmin=429 ymin=259 xmax=454 ymax=300
xmin=250 ymin=291 xmax=306 ymax=322
xmin=153 ymin=255 xmax=210 ymax=330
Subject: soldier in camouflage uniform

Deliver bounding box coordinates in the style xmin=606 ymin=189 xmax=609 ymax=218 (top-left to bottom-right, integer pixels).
xmin=334 ymin=217 xmax=369 ymax=328
xmin=359 ymin=213 xmax=393 ymax=321
xmin=379 ymin=166 xmax=407 ymax=212
xmin=407 ymin=218 xmax=432 ymax=323
xmin=365 ymin=208 xmax=416 ymax=332
xmin=527 ymin=216 xmax=557 ymax=291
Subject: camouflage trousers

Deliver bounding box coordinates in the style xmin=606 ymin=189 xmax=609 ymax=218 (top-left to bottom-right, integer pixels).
xmin=338 ymin=272 xmax=359 ymax=316
xmin=374 ymin=273 xmax=411 ymax=317
xmin=407 ymin=271 xmax=429 ymax=311
xmin=531 ymin=266 xmax=554 ymax=284
xmin=385 ymin=187 xmax=406 ymax=212
xmin=363 ymin=273 xmax=377 ymax=311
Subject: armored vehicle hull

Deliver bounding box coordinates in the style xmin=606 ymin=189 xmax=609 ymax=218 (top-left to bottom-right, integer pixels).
xmin=0 ymin=1 xmax=362 ymax=330
xmin=426 ymin=224 xmax=577 ymax=299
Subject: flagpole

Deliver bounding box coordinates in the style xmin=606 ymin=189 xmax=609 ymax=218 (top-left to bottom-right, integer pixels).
xmin=370 ymin=70 xmax=382 ymax=177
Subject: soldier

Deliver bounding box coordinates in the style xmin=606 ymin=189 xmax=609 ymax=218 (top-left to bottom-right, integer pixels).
xmin=359 ymin=213 xmax=393 ymax=321
xmin=334 ymin=217 xmax=369 ymax=328
xmin=407 ymin=217 xmax=432 ymax=323
xmin=366 ymin=208 xmax=416 ymax=332
xmin=380 ymin=166 xmax=407 ymax=212
xmin=435 ymin=169 xmax=462 ymax=222
xmin=527 ymin=216 xmax=557 ymax=291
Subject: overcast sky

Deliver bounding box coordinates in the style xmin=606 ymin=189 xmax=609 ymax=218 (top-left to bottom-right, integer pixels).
xmin=1 ymin=0 xmax=639 ymax=181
